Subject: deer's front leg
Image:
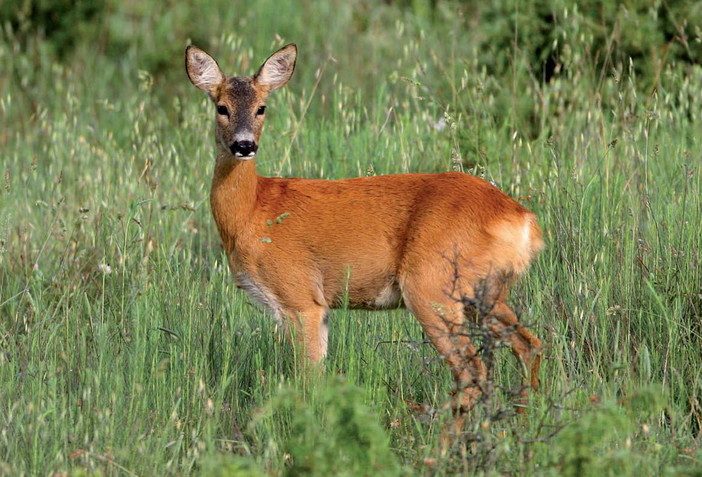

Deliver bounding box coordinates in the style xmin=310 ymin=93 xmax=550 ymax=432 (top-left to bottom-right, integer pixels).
xmin=280 ymin=305 xmax=330 ymax=363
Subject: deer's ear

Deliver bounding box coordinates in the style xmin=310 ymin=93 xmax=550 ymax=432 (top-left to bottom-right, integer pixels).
xmin=254 ymin=43 xmax=297 ymax=92
xmin=185 ymin=46 xmax=225 ymax=97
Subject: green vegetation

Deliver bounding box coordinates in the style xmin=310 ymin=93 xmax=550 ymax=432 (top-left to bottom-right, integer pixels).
xmin=1 ymin=0 xmax=701 ymax=475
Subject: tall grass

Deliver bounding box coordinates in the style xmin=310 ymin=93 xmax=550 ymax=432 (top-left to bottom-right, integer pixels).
xmin=1 ymin=0 xmax=701 ymax=475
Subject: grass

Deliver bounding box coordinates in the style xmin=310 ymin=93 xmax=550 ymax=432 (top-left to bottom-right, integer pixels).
xmin=1 ymin=0 xmax=702 ymax=475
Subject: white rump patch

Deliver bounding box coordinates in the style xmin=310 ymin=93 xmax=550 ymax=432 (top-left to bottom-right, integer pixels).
xmin=520 ymin=218 xmax=531 ymax=256
xmin=491 ymin=214 xmax=542 ymax=276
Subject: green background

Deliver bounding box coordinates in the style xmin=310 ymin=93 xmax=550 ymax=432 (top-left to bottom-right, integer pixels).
xmin=1 ymin=1 xmax=701 ymax=475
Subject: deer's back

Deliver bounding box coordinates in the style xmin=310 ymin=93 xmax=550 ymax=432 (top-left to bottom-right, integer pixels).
xmin=217 ymin=171 xmax=542 ymax=309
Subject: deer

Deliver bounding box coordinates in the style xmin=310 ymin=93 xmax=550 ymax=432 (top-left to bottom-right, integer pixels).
xmin=185 ymin=43 xmax=544 ymax=417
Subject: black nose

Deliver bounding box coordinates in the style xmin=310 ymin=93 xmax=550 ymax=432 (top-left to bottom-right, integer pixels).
xmin=231 ymin=140 xmax=257 ymax=157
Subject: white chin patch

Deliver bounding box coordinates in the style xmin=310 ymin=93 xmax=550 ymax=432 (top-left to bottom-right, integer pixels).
xmin=234 ymin=152 xmax=256 ymax=159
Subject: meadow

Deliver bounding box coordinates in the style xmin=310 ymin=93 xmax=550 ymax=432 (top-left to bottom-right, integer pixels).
xmin=1 ymin=1 xmax=701 ymax=475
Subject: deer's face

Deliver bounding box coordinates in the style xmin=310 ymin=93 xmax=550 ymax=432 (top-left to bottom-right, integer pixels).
xmin=213 ymin=77 xmax=268 ymax=158
xmin=186 ymin=44 xmax=297 ymax=160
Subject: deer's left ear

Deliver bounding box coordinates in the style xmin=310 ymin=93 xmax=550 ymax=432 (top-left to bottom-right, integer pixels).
xmin=185 ymin=45 xmax=225 ymax=98
xmin=254 ymin=43 xmax=297 ymax=92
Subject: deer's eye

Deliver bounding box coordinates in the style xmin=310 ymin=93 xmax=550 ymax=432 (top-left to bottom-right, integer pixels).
xmin=256 ymin=105 xmax=266 ymax=116
xmin=216 ymin=105 xmax=229 ymax=117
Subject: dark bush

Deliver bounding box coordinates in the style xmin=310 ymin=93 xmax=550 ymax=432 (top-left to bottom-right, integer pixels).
xmin=1 ymin=0 xmax=105 ymax=56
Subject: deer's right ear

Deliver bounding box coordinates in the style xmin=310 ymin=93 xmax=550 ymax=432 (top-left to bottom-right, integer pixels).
xmin=254 ymin=43 xmax=297 ymax=92
xmin=185 ymin=46 xmax=225 ymax=98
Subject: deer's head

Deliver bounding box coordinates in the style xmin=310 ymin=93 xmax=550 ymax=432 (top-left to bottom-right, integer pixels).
xmin=186 ymin=44 xmax=297 ymax=158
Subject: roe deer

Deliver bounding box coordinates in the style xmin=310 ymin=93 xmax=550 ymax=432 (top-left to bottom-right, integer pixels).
xmin=185 ymin=43 xmax=544 ymax=414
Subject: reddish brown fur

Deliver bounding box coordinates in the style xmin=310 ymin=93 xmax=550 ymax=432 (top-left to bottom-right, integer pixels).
xmin=186 ymin=44 xmax=544 ymax=414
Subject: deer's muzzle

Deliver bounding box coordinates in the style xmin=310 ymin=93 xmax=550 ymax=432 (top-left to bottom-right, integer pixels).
xmin=230 ymin=140 xmax=258 ymax=158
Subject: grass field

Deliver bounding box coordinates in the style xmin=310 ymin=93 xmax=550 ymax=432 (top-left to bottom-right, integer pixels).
xmin=1 ymin=1 xmax=702 ymax=475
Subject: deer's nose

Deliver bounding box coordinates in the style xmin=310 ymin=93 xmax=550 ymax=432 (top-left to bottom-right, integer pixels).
xmin=231 ymin=140 xmax=258 ymax=157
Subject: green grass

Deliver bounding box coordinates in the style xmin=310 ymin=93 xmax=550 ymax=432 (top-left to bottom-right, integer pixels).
xmin=2 ymin=0 xmax=702 ymax=475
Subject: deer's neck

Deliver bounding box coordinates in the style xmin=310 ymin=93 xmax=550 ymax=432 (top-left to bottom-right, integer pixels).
xmin=210 ymin=150 xmax=259 ymax=248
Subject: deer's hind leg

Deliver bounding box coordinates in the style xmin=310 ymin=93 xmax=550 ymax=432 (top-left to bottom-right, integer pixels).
xmin=401 ymin=283 xmax=487 ymax=415
xmin=485 ymin=301 xmax=542 ymax=412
